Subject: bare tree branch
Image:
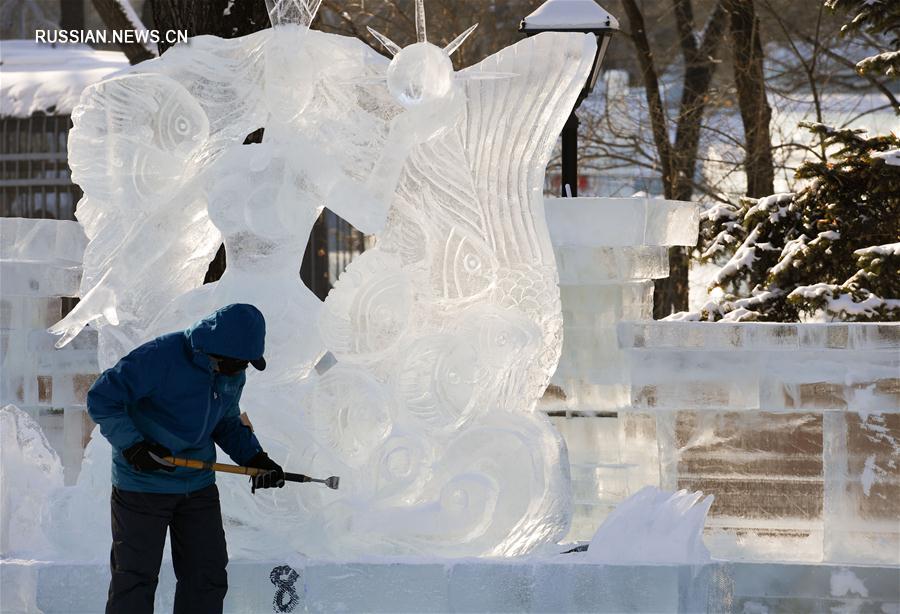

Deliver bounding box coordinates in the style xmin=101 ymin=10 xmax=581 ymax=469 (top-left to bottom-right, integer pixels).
xmin=92 ymin=0 xmax=156 ymax=64
xmin=621 ymin=0 xmax=675 ymax=198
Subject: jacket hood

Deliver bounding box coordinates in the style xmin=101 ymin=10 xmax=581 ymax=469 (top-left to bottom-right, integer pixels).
xmin=186 ymin=304 xmax=266 ymax=369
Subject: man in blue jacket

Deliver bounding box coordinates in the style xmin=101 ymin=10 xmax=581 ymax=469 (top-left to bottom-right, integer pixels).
xmin=87 ymin=303 xmax=285 ymax=614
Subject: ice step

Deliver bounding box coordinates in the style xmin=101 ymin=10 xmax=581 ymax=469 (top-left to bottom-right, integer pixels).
xmin=545 ymin=197 xmax=700 ymax=247
xmin=2 ymin=559 xmax=897 ymax=614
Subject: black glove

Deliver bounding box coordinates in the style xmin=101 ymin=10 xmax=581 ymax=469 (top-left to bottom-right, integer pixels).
xmin=246 ymin=451 xmax=285 ymax=493
xmin=123 ymin=441 xmax=176 ymax=472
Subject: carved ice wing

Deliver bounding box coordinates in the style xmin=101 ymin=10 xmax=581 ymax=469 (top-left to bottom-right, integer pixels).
xmin=291 ymin=30 xmax=402 ymax=232
xmin=457 ymin=32 xmax=597 ymax=266
xmin=300 ymin=31 xmax=398 ymax=178
xmin=385 ymin=33 xmax=596 ymax=299
xmin=140 ymin=30 xmax=270 ymax=148
xmin=51 ymin=34 xmax=272 ymax=362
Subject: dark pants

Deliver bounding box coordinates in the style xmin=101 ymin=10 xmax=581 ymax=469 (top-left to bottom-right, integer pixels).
xmin=107 ymin=484 xmax=228 ymax=614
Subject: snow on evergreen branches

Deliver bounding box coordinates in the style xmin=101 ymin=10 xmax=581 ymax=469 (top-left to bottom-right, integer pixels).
xmin=826 ymin=0 xmax=900 ymax=77
xmin=857 ymin=49 xmax=900 ymax=77
xmin=678 ymin=124 xmax=900 ymax=322
xmin=873 ymin=148 xmax=900 ymax=166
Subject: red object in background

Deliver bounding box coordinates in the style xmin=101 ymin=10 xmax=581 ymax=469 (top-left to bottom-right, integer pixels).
xmin=548 ymin=174 xmax=589 ymax=193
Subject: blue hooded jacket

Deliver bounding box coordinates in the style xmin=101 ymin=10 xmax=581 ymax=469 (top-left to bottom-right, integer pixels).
xmin=87 ymin=304 xmax=266 ymax=494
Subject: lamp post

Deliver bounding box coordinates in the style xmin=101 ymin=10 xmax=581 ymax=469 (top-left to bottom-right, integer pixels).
xmin=520 ymin=0 xmax=618 ymax=197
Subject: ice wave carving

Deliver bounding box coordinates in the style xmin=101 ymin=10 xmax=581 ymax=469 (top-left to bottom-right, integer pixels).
xmin=587 ymin=487 xmax=714 ymax=564
xmin=49 ymin=2 xmax=596 ymax=557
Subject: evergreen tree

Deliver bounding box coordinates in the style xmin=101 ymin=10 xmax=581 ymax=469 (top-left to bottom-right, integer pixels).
xmin=826 ymin=0 xmax=900 ymax=76
xmin=676 ymin=1 xmax=898 ymax=322
xmin=686 ymin=123 xmax=900 ymax=322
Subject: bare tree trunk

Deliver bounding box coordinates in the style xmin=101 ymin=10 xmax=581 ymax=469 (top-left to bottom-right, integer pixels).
xmin=150 ymin=0 xmax=271 ymax=55
xmin=725 ymin=0 xmax=775 ymax=198
xmin=670 ymin=0 xmax=728 ymax=202
xmin=623 ymin=0 xmax=728 ymax=317
xmin=662 ymin=1 xmax=729 ymax=318
xmin=60 ymin=0 xmax=84 ymax=30
xmin=620 ymin=0 xmax=674 ymax=198
xmin=91 ymin=0 xmax=156 ymax=64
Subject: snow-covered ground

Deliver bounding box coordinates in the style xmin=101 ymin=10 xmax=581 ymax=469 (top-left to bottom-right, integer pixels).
xmin=0 ymin=40 xmax=128 ymax=117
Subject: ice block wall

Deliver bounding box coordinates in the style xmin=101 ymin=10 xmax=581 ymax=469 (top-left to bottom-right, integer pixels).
xmin=540 ymin=197 xmax=700 ymax=538
xmin=0 ymin=218 xmax=97 ymax=483
xmin=4 ymin=558 xmax=898 ymax=613
xmin=617 ymin=321 xmax=900 ymax=564
xmin=541 ymin=197 xmax=700 ymax=412
xmin=540 ymin=198 xmax=898 ymax=566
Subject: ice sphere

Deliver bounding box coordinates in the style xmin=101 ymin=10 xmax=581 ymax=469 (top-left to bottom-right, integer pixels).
xmin=387 ymin=42 xmax=454 ymax=107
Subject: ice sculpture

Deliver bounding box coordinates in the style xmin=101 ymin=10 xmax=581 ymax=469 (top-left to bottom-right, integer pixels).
xmin=49 ymin=0 xmax=598 ymax=556
xmin=1 ymin=405 xmax=64 ymax=557
xmin=586 ymin=486 xmax=714 ymax=564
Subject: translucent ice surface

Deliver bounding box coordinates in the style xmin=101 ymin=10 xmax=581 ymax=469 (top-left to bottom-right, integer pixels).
xmin=545 ymin=197 xmax=700 ymax=248
xmin=46 ymin=2 xmax=598 ymax=558
xmin=0 ymin=405 xmax=63 ymax=557
xmin=824 ymin=411 xmax=900 ymax=564
xmin=0 ymin=218 xmax=86 ymax=297
xmin=587 ymin=486 xmax=713 ymax=564
xmin=3 ymin=558 xmax=897 ymax=613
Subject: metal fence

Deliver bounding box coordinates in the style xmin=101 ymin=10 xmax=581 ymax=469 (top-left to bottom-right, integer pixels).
xmin=0 ymin=114 xmax=81 ymax=219
xmin=300 ymin=209 xmax=368 ymax=300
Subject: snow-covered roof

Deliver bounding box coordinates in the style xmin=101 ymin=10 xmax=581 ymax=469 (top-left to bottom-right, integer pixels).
xmin=0 ymin=40 xmax=129 ymax=118
xmin=521 ymin=0 xmax=619 ymax=32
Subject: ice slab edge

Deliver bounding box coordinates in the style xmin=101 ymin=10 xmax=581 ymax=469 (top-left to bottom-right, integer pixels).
xmin=2 ymin=559 xmax=897 ymax=613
